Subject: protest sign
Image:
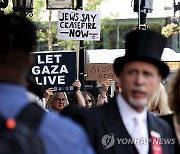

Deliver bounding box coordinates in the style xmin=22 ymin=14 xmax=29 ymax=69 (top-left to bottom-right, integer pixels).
xmin=46 ymin=0 xmax=73 ymax=9
xmin=87 ymin=63 xmax=117 ymax=81
xmin=30 ymin=51 xmax=76 ymax=92
xmin=58 ymin=9 xmax=101 ymax=40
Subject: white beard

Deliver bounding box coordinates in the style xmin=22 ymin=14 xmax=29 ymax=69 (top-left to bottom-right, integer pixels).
xmin=129 ymin=96 xmax=148 ymax=108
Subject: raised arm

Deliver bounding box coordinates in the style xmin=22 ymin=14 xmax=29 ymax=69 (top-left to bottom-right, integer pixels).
xmin=96 ymin=79 xmax=113 ymax=106
xmin=72 ymin=80 xmax=86 ymax=107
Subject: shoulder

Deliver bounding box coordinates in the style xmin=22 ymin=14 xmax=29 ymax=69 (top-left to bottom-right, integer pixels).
xmin=160 ymin=114 xmax=173 ymax=124
xmin=148 ymin=112 xmax=170 ymax=126
xmin=76 ymin=96 xmax=116 ymax=119
xmin=38 ymin=112 xmax=94 ymax=154
xmin=72 ymin=103 xmax=112 ymax=132
xmin=148 ymin=112 xmax=173 ymax=134
xmin=41 ymin=111 xmax=83 ymax=134
xmin=76 ymin=103 xmax=109 ymax=119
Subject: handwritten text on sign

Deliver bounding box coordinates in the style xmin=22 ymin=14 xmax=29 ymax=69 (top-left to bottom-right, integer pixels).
xmin=30 ymin=51 xmax=76 ymax=92
xmin=58 ymin=10 xmax=101 ymax=41
xmin=87 ymin=63 xmax=117 ymax=81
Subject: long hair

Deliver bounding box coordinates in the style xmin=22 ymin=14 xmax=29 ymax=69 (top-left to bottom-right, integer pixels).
xmin=148 ymin=83 xmax=171 ymax=115
xmin=82 ymin=91 xmax=96 ymax=107
xmin=168 ymin=68 xmax=180 ymax=114
xmin=46 ymin=92 xmax=69 ymax=110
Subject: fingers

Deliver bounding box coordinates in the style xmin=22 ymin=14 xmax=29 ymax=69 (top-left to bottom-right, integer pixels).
xmin=72 ymin=80 xmax=81 ymax=90
xmin=44 ymin=87 xmax=54 ymax=100
xmin=46 ymin=88 xmax=54 ymax=91
xmin=103 ymin=79 xmax=114 ymax=87
xmin=100 ymin=79 xmax=113 ymax=92
xmin=46 ymin=88 xmax=54 ymax=92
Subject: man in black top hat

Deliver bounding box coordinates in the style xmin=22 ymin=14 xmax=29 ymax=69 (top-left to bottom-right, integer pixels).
xmin=73 ymin=30 xmax=175 ymax=154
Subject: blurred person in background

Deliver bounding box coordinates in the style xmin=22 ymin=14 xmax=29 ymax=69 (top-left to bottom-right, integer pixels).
xmin=96 ymin=79 xmax=113 ymax=105
xmin=60 ymin=81 xmax=96 ymax=118
xmin=72 ymin=80 xmax=86 ymax=106
xmin=96 ymin=79 xmax=122 ymax=105
xmin=25 ymin=76 xmax=46 ymax=109
xmin=114 ymin=80 xmax=122 ymax=94
xmin=82 ymin=91 xmax=96 ymax=108
xmin=161 ymin=68 xmax=180 ymax=153
xmin=148 ymin=83 xmax=171 ymax=115
xmin=43 ymin=88 xmax=54 ymax=104
xmin=0 ymin=13 xmax=94 ymax=154
xmin=47 ymin=92 xmax=69 ymax=112
xmin=72 ymin=80 xmax=96 ymax=108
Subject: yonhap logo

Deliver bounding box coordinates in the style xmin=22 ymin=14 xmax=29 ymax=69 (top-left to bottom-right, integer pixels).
xmin=101 ymin=134 xmax=115 ymax=149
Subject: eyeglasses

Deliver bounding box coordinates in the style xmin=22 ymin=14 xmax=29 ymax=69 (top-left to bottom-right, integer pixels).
xmin=53 ymin=98 xmax=67 ymax=103
xmin=85 ymin=99 xmax=92 ymax=104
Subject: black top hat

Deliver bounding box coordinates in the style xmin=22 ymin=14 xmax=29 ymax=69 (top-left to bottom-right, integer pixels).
xmin=113 ymin=30 xmax=169 ymax=79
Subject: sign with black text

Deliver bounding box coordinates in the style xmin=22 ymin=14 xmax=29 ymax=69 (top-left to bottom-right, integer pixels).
xmin=87 ymin=63 xmax=118 ymax=81
xmin=30 ymin=51 xmax=76 ymax=92
xmin=58 ymin=9 xmax=101 ymax=40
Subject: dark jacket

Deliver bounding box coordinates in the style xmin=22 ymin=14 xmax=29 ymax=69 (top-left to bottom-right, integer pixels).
xmin=161 ymin=114 xmax=180 ymax=154
xmin=73 ymin=96 xmax=175 ymax=154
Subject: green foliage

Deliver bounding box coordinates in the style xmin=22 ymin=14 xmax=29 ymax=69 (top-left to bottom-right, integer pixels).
xmin=59 ymin=40 xmax=76 ymax=50
xmin=148 ymin=24 xmax=161 ymax=33
xmin=37 ymin=23 xmax=48 ymax=42
xmin=85 ymin=0 xmax=104 ymax=11
xmin=33 ymin=0 xmax=46 ymax=22
xmin=4 ymin=0 xmax=13 ymax=14
xmin=37 ymin=22 xmax=76 ymax=51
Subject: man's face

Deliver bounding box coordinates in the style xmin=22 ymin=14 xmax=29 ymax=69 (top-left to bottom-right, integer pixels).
xmin=118 ymin=61 xmax=162 ymax=109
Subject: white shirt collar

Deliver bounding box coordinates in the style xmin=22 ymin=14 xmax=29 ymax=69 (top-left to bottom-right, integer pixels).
xmin=116 ymin=94 xmax=147 ymax=120
xmin=116 ymin=94 xmax=149 ymax=154
xmin=116 ymin=93 xmax=148 ymax=133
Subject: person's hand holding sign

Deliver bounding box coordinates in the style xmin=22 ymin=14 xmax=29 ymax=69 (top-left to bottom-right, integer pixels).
xmin=102 ymin=79 xmax=113 ymax=93
xmin=97 ymin=79 xmax=113 ymax=106
xmin=72 ymin=80 xmax=81 ymax=91
xmin=72 ymin=80 xmax=86 ymax=107
xmin=44 ymin=88 xmax=54 ymax=103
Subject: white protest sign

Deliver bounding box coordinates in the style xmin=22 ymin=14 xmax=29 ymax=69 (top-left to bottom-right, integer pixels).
xmin=58 ymin=9 xmax=101 ymax=41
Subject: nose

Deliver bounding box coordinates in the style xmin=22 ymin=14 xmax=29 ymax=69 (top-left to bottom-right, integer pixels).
xmin=135 ymin=74 xmax=145 ymax=85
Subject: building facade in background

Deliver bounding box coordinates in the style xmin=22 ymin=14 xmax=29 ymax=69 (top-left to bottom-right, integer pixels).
xmin=37 ymin=0 xmax=179 ymax=52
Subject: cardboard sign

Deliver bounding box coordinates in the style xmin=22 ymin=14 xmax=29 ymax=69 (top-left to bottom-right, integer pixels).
xmin=58 ymin=9 xmax=101 ymax=41
xmin=30 ymin=51 xmax=76 ymax=92
xmin=87 ymin=63 xmax=117 ymax=81
xmin=46 ymin=0 xmax=73 ymax=9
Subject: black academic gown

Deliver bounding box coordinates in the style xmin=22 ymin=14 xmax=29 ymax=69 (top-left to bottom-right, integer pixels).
xmin=73 ymin=96 xmax=174 ymax=154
